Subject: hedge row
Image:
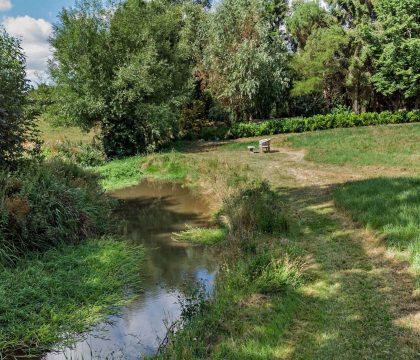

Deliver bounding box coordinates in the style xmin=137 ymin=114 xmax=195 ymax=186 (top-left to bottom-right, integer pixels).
xmin=229 ymin=110 xmax=420 ymax=138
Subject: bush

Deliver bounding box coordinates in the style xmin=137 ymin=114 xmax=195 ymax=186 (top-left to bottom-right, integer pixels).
xmin=199 ymin=126 xmax=229 ymax=141
xmin=229 ymin=110 xmax=420 ymax=138
xmin=45 ymin=139 xmax=106 ymax=167
xmin=223 ymin=182 xmax=289 ymax=237
xmin=0 ymin=161 xmax=113 ymax=265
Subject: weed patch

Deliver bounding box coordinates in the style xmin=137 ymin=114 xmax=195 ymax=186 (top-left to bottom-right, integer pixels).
xmin=172 ymin=227 xmax=227 ymax=246
xmin=0 ymin=161 xmax=112 ymax=265
xmin=224 ymin=182 xmax=289 ymax=237
xmin=92 ymin=155 xmax=144 ymax=190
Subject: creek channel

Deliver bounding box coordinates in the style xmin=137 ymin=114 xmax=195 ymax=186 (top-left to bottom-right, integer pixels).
xmin=43 ymin=179 xmax=218 ymax=360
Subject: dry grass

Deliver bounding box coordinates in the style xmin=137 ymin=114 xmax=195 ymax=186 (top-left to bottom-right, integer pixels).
xmin=37 ymin=119 xmax=97 ymax=144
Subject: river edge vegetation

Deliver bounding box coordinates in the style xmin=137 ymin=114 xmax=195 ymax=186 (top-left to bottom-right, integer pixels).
xmin=0 ymin=161 xmax=146 ymax=357
xmin=71 ymin=122 xmax=418 ymax=358
xmin=1 ymin=0 xmax=419 ymax=358
xmin=0 ymin=28 xmax=146 ymax=357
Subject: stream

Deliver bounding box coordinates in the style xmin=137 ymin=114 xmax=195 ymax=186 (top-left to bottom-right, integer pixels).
xmin=43 ymin=180 xmax=218 ymax=360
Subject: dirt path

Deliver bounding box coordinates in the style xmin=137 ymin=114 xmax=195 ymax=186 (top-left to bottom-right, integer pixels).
xmin=197 ymin=139 xmax=420 ymax=359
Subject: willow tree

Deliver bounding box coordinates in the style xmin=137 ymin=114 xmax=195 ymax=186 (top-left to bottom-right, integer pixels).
xmin=204 ymin=0 xmax=290 ymax=121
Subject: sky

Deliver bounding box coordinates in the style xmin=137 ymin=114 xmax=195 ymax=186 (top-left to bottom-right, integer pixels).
xmin=1 ymin=0 xmax=75 ymax=83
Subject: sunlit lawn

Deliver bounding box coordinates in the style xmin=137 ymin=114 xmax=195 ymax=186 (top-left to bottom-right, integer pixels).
xmin=287 ymin=123 xmax=420 ymax=171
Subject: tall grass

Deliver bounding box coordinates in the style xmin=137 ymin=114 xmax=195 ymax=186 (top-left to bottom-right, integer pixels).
xmin=0 ymin=160 xmax=113 ymax=265
xmin=224 ymin=182 xmax=289 ymax=238
xmin=0 ymin=238 xmax=144 ymax=356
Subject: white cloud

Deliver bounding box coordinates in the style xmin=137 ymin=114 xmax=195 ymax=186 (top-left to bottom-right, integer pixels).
xmin=0 ymin=0 xmax=12 ymax=11
xmin=2 ymin=16 xmax=53 ymax=83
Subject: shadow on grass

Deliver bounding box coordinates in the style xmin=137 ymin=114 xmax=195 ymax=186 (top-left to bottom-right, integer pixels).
xmin=333 ymin=176 xmax=420 ymax=253
xmin=218 ymin=179 xmax=419 ymax=359
xmin=163 ymin=178 xmax=419 ymax=359
xmin=267 ymin=179 xmax=419 ymax=359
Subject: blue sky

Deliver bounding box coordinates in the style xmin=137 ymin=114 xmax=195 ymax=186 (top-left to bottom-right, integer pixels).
xmin=1 ymin=0 xmax=76 ymax=82
xmin=3 ymin=0 xmax=75 ymax=21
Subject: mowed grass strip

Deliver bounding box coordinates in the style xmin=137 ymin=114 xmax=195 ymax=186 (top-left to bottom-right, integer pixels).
xmin=287 ymin=123 xmax=420 ymax=170
xmin=0 ymin=238 xmax=144 ymax=356
xmin=334 ymin=176 xmax=420 ymax=280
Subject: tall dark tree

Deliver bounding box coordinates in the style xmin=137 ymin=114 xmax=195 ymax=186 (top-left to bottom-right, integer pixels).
xmin=370 ymin=0 xmax=420 ymax=109
xmin=0 ymin=29 xmax=39 ymax=169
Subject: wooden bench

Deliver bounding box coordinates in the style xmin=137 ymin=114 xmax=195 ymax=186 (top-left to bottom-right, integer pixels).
xmin=259 ymin=139 xmax=271 ymax=153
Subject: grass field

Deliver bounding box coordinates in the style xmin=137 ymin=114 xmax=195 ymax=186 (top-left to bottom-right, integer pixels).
xmin=37 ymin=119 xmax=96 ymax=144
xmin=35 ymin=121 xmax=420 ymax=359
xmin=287 ymin=123 xmax=420 ymax=170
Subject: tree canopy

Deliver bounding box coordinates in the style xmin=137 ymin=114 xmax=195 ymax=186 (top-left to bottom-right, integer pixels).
xmin=43 ymin=0 xmax=420 ymax=156
xmin=0 ymin=29 xmax=39 ymax=169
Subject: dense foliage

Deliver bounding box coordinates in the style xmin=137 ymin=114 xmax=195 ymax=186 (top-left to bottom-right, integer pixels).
xmin=0 ymin=161 xmax=112 ymax=265
xmin=37 ymin=0 xmax=420 ymax=155
xmin=0 ymin=29 xmax=39 ymax=169
xmin=50 ymin=0 xmax=194 ymax=157
xmin=289 ymin=0 xmax=419 ymax=113
xmin=203 ymin=0 xmax=290 ymax=121
xmin=230 ymin=110 xmax=420 ymax=138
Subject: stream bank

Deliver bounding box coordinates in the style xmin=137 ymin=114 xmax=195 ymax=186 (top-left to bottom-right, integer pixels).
xmin=41 ymin=180 xmax=218 ymax=360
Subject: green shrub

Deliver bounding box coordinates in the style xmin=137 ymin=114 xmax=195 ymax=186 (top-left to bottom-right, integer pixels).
xmin=224 ymin=182 xmax=289 ymax=237
xmin=45 ymin=140 xmax=106 ymax=167
xmin=254 ymin=255 xmax=303 ymax=294
xmin=229 ymin=110 xmax=420 ymax=138
xmin=0 ymin=161 xmax=113 ymax=265
xmin=199 ymin=126 xmax=229 ymax=141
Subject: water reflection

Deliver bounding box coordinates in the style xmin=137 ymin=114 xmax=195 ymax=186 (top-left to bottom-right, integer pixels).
xmin=43 ymin=180 xmax=218 ymax=360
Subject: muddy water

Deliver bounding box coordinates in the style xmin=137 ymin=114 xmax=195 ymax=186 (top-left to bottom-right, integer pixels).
xmin=43 ymin=180 xmax=218 ymax=360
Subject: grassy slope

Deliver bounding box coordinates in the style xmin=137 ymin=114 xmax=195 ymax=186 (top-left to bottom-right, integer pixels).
xmin=285 ymin=123 xmax=419 ymax=279
xmin=36 ymin=121 xmax=419 ymax=358
xmin=154 ymin=123 xmax=419 ymax=359
xmin=287 ymin=123 xmax=420 ymax=170
xmin=0 ymin=238 xmax=144 ymax=356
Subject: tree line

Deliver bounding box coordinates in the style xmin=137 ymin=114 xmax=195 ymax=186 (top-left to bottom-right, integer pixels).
xmin=1 ymin=0 xmax=419 ymax=160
